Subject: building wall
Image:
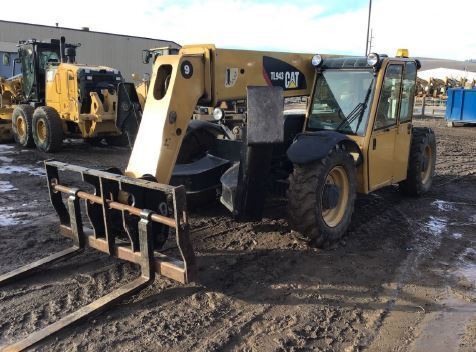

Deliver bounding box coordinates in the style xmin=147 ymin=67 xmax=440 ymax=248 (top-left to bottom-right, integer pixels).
xmin=0 ymin=20 xmax=180 ymax=80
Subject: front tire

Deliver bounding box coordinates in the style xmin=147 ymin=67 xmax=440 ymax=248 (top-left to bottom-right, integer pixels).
xmin=12 ymin=104 xmax=35 ymax=147
xmin=32 ymin=106 xmax=64 ymax=152
xmin=399 ymin=127 xmax=436 ymax=196
xmin=287 ymin=145 xmax=357 ymax=248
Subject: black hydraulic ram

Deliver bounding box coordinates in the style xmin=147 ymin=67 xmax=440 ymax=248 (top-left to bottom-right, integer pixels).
xmin=0 ymin=160 xmax=196 ymax=351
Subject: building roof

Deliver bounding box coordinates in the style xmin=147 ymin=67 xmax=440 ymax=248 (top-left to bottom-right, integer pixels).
xmin=0 ymin=20 xmax=180 ymax=48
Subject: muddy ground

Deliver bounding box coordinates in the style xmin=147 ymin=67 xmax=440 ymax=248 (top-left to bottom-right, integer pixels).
xmin=0 ymin=118 xmax=475 ymax=351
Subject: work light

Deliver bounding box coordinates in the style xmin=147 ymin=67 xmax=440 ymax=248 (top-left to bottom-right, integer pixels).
xmin=367 ymin=53 xmax=379 ymax=67
xmin=311 ymin=54 xmax=323 ymax=67
xmin=213 ymin=108 xmax=224 ymax=121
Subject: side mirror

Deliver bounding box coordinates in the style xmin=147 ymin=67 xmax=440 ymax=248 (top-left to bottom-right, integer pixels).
xmin=142 ymin=50 xmax=151 ymax=64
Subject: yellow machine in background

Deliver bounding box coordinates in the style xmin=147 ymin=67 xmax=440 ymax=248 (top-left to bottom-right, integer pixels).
xmin=0 ymin=45 xmax=437 ymax=351
xmin=0 ymin=75 xmax=23 ymax=141
xmin=2 ymin=37 xmax=128 ymax=152
xmin=132 ymin=46 xmax=180 ymax=110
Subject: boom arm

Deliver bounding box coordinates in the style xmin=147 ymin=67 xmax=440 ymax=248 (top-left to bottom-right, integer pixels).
xmin=126 ymin=45 xmax=316 ymax=182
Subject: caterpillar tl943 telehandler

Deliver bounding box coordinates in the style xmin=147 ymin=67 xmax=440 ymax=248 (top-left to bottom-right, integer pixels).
xmin=0 ymin=45 xmax=436 ymax=350
xmin=0 ymin=37 xmax=128 ymax=152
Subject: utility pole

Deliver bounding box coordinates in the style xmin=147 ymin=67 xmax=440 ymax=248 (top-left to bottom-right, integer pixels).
xmin=365 ymin=0 xmax=372 ymax=55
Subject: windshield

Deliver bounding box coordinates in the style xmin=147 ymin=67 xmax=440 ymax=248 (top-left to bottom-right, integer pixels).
xmin=308 ymin=70 xmax=375 ymax=136
xmin=38 ymin=50 xmax=60 ymax=71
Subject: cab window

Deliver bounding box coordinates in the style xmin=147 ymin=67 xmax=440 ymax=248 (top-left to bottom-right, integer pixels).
xmin=399 ymin=62 xmax=417 ymax=123
xmin=375 ymin=64 xmax=403 ymax=129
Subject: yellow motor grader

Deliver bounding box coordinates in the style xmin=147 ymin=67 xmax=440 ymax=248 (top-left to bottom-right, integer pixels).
xmin=1 ymin=37 xmax=128 ymax=152
xmin=0 ymin=45 xmax=436 ymax=350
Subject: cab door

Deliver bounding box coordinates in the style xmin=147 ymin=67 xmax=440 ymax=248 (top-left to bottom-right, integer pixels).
xmin=368 ymin=63 xmax=403 ymax=190
xmin=45 ymin=68 xmax=60 ymax=112
xmin=393 ymin=62 xmax=417 ymax=182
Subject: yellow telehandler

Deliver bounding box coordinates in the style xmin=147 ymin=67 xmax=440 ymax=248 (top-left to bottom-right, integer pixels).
xmin=0 ymin=45 xmax=435 ymax=351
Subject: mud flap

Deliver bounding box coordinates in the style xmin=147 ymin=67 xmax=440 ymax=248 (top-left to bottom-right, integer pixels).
xmin=116 ymin=82 xmax=142 ymax=147
xmin=220 ymin=86 xmax=284 ymax=220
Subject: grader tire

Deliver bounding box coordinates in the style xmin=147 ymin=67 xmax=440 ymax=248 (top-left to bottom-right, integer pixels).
xmin=399 ymin=127 xmax=436 ymax=196
xmin=32 ymin=106 xmax=64 ymax=152
xmin=287 ymin=145 xmax=356 ymax=248
xmin=12 ymin=104 xmax=35 ymax=147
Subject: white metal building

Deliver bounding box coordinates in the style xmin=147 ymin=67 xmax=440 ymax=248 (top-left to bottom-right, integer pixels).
xmin=0 ymin=20 xmax=180 ymax=80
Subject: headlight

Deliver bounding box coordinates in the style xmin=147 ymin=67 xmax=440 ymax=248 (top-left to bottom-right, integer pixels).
xmin=367 ymin=53 xmax=379 ymax=67
xmin=213 ymin=108 xmax=224 ymax=121
xmin=311 ymin=54 xmax=323 ymax=67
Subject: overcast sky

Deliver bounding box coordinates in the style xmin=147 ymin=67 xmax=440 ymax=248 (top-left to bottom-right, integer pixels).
xmin=2 ymin=0 xmax=475 ymax=60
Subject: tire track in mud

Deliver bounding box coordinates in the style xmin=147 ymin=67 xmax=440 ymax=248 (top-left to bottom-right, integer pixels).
xmin=0 ymin=258 xmax=137 ymax=346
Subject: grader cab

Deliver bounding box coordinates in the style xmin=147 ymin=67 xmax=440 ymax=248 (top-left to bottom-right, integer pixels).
xmin=0 ymin=45 xmax=436 ymax=350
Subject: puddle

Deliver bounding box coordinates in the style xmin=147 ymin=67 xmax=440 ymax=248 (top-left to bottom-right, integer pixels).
xmin=451 ymin=233 xmax=463 ymax=239
xmin=0 ymin=145 xmax=14 ymax=152
xmin=0 ymin=180 xmax=18 ymax=193
xmin=413 ymin=295 xmax=476 ymax=352
xmin=425 ymin=216 xmax=447 ymax=236
xmin=432 ymin=200 xmax=457 ymax=212
xmin=0 ymin=206 xmax=29 ymax=226
xmin=454 ymin=247 xmax=476 ymax=290
xmin=0 ymin=165 xmax=45 ymax=177
xmin=0 ymin=156 xmax=13 ymax=163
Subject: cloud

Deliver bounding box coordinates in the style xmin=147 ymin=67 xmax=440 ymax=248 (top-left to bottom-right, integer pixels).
xmin=2 ymin=0 xmax=475 ymax=60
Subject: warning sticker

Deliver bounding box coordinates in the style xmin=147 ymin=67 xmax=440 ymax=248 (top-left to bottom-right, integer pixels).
xmin=225 ymin=68 xmax=239 ymax=88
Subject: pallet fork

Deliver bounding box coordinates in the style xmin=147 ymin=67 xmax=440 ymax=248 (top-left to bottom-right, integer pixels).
xmin=0 ymin=161 xmax=196 ymax=351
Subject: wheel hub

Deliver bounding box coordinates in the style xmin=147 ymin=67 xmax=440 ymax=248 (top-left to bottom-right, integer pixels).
xmin=37 ymin=119 xmax=47 ymax=143
xmin=16 ymin=116 xmax=26 ymax=138
xmin=321 ymin=165 xmax=349 ymax=228
xmin=322 ymin=184 xmax=340 ymax=209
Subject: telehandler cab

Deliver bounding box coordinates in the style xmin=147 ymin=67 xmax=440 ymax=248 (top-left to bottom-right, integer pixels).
xmin=0 ymin=45 xmax=435 ymax=350
xmin=0 ymin=37 xmax=128 ymax=152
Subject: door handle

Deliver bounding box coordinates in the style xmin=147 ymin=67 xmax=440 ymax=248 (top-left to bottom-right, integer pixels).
xmin=372 ymin=138 xmax=377 ymax=150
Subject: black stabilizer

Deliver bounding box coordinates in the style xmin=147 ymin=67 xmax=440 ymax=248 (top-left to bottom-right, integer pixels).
xmin=116 ymin=82 xmax=142 ymax=147
xmin=220 ymin=86 xmax=284 ymax=221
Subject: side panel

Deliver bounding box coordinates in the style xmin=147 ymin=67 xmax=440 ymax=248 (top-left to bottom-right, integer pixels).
xmin=212 ymin=48 xmax=315 ymax=104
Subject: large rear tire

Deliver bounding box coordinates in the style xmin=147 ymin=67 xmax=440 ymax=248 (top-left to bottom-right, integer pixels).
xmin=399 ymin=127 xmax=436 ymax=196
xmin=12 ymin=104 xmax=35 ymax=147
xmin=287 ymin=145 xmax=357 ymax=248
xmin=32 ymin=106 xmax=64 ymax=152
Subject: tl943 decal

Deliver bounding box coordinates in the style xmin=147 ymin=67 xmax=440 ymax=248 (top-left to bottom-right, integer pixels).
xmin=262 ymin=56 xmax=307 ymax=90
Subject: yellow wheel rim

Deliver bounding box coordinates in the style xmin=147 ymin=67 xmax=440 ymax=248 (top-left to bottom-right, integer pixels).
xmin=321 ymin=166 xmax=349 ymax=228
xmin=421 ymin=145 xmax=433 ymax=184
xmin=37 ymin=119 xmax=47 ymax=144
xmin=16 ymin=115 xmax=26 ymax=138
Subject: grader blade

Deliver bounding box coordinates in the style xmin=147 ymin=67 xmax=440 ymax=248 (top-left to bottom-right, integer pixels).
xmin=0 ymin=160 xmax=196 ymax=351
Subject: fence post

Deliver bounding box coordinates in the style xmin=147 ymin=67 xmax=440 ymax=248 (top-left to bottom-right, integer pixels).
xmin=421 ymin=96 xmax=426 ymax=116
